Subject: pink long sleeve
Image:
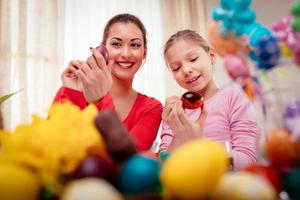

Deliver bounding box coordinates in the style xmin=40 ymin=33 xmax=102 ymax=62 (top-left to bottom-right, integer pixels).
xmin=160 ymin=84 xmax=259 ymax=170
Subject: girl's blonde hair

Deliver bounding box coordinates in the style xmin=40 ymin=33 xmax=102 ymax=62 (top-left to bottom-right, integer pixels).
xmin=164 ymin=29 xmax=210 ymax=55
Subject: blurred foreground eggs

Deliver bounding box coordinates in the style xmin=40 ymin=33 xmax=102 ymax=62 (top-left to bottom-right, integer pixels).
xmin=61 ymin=178 xmax=123 ymax=200
xmin=118 ymin=154 xmax=161 ymax=195
xmin=213 ymin=172 xmax=276 ymax=200
xmin=0 ymin=161 xmax=40 ymax=200
xmin=161 ymin=139 xmax=229 ymax=199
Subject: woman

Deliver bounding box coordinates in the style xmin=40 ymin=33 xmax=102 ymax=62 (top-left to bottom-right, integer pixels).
xmin=53 ymin=13 xmax=163 ymax=151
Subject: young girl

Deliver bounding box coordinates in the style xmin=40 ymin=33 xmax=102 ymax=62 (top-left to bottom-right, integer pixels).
xmin=160 ymin=30 xmax=258 ymax=170
xmin=53 ymin=13 xmax=163 ymax=151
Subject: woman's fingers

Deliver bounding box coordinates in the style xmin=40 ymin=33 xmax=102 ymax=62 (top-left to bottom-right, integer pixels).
xmin=90 ymin=48 xmax=107 ymax=71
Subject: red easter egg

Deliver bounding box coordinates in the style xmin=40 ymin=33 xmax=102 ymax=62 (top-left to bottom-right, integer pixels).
xmin=96 ymin=45 xmax=109 ymax=64
xmin=245 ymin=164 xmax=282 ymax=193
xmin=266 ymin=129 xmax=298 ymax=167
xmin=181 ymin=91 xmax=204 ymax=109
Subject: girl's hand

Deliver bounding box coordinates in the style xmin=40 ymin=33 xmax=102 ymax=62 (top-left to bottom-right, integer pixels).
xmin=61 ymin=60 xmax=83 ymax=91
xmin=162 ymin=96 xmax=207 ymax=151
xmin=75 ymin=48 xmax=113 ymax=103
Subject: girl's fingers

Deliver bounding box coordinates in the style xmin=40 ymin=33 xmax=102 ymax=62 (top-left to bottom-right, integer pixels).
xmin=175 ymin=101 xmax=190 ymax=125
xmin=196 ymin=106 xmax=207 ymax=126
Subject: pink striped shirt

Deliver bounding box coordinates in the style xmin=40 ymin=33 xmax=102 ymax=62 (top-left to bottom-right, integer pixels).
xmin=160 ymin=84 xmax=259 ymax=170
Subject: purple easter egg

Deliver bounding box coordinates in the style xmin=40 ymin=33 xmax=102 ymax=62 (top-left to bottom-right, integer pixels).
xmin=284 ymin=100 xmax=300 ymax=133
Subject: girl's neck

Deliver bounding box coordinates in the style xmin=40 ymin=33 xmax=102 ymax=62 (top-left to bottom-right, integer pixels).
xmin=199 ymin=82 xmax=219 ymax=101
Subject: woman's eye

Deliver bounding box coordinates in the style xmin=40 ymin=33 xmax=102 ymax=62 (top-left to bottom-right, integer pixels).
xmin=190 ymin=57 xmax=198 ymax=62
xmin=111 ymin=42 xmax=121 ymax=48
xmin=131 ymin=43 xmax=141 ymax=48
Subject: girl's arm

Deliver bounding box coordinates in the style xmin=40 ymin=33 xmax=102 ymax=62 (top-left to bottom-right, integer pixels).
xmin=229 ymin=87 xmax=259 ymax=170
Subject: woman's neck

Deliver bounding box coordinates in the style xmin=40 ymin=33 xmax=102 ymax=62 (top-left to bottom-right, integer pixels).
xmin=111 ymin=77 xmax=136 ymax=99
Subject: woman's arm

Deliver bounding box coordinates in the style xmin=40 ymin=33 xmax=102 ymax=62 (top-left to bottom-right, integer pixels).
xmin=128 ymin=101 xmax=163 ymax=151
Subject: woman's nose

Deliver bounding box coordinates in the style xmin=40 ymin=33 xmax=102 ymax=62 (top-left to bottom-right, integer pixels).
xmin=121 ymin=46 xmax=131 ymax=58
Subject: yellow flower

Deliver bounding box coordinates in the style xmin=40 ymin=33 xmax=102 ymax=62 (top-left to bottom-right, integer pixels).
xmin=0 ymin=101 xmax=109 ymax=190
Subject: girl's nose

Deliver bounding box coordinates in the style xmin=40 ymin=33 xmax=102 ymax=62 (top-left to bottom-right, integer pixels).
xmin=182 ymin=65 xmax=193 ymax=75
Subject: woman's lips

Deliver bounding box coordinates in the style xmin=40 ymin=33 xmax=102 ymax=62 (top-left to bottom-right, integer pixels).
xmin=116 ymin=62 xmax=134 ymax=69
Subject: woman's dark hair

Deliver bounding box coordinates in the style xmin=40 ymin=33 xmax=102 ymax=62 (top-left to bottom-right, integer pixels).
xmin=102 ymin=13 xmax=147 ymax=49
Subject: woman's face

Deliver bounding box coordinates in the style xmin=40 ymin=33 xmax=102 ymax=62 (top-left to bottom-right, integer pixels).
xmin=106 ymin=22 xmax=147 ymax=81
xmin=164 ymin=39 xmax=215 ymax=93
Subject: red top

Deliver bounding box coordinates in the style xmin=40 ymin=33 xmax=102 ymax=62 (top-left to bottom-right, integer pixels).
xmin=52 ymin=87 xmax=163 ymax=151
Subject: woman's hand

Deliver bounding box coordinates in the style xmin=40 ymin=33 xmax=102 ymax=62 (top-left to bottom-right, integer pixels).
xmin=162 ymin=96 xmax=207 ymax=151
xmin=75 ymin=48 xmax=113 ymax=103
xmin=61 ymin=60 xmax=83 ymax=91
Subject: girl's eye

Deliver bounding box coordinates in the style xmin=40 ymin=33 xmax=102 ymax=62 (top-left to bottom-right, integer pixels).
xmin=190 ymin=57 xmax=198 ymax=62
xmin=131 ymin=43 xmax=142 ymax=48
xmin=172 ymin=66 xmax=180 ymax=72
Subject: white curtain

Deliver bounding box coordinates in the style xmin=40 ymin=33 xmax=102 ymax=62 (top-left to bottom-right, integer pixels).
xmin=0 ymin=0 xmax=60 ymax=130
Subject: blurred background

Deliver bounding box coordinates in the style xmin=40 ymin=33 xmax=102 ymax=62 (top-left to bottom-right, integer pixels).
xmin=1 ymin=0 xmax=299 ymax=144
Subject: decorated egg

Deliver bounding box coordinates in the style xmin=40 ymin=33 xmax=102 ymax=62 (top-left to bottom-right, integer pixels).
xmin=96 ymin=45 xmax=109 ymax=64
xmin=283 ymin=168 xmax=300 ymax=200
xmin=161 ymin=139 xmax=229 ymax=199
xmin=245 ymin=164 xmax=282 ymax=193
xmin=61 ymin=178 xmax=123 ymax=200
xmin=118 ymin=154 xmax=161 ymax=195
xmin=0 ymin=161 xmax=40 ymax=200
xmin=68 ymin=155 xmax=115 ymax=182
xmin=266 ymin=129 xmax=297 ymax=167
xmin=213 ymin=172 xmax=276 ymax=200
xmin=181 ymin=91 xmax=204 ymax=109
xmin=284 ymin=100 xmax=300 ymax=133
xmin=223 ymin=54 xmax=250 ymax=80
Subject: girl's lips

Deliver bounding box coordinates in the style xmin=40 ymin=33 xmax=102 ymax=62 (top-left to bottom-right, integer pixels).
xmin=186 ymin=75 xmax=200 ymax=84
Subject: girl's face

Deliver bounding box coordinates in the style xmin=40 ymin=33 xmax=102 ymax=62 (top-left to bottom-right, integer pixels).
xmin=164 ymin=39 xmax=216 ymax=94
xmin=106 ymin=22 xmax=147 ymax=81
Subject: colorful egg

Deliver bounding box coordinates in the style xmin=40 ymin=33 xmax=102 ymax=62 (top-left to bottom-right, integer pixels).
xmin=284 ymin=100 xmax=300 ymax=133
xmin=223 ymin=54 xmax=250 ymax=80
xmin=118 ymin=154 xmax=161 ymax=195
xmin=245 ymin=164 xmax=282 ymax=193
xmin=283 ymin=168 xmax=300 ymax=200
xmin=161 ymin=139 xmax=229 ymax=199
xmin=181 ymin=91 xmax=204 ymax=109
xmin=96 ymin=45 xmax=109 ymax=64
xmin=68 ymin=155 xmax=115 ymax=182
xmin=266 ymin=129 xmax=297 ymax=167
xmin=0 ymin=161 xmax=40 ymax=200
xmin=213 ymin=172 xmax=276 ymax=200
xmin=62 ymin=178 xmax=123 ymax=200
